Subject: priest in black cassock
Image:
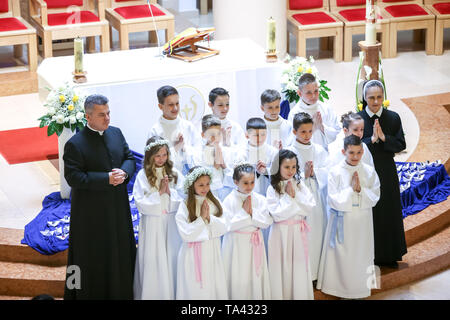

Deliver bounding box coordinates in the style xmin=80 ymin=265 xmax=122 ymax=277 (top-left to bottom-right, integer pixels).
xmin=63 ymin=94 xmax=136 ymax=299
xmin=358 ymin=80 xmax=407 ymax=268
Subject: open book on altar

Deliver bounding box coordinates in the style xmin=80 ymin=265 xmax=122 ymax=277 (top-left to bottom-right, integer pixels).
xmin=162 ymin=27 xmax=219 ymax=62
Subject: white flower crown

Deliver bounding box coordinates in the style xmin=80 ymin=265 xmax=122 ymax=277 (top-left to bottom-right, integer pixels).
xmin=183 ymin=167 xmax=213 ymax=193
xmin=145 ymin=139 xmax=170 ymax=153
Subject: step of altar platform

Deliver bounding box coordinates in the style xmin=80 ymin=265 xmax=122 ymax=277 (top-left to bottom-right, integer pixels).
xmin=0 ymin=261 xmax=66 ymax=298
xmin=0 ymin=228 xmax=67 ymax=267
xmin=0 ymin=71 xmax=38 ymax=97
xmin=403 ymin=198 xmax=450 ymax=247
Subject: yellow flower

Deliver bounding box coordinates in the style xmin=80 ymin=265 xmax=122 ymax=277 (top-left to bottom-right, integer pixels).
xmin=357 ymin=103 xmax=363 ymax=111
xmin=72 ymin=95 xmax=79 ymax=103
xmin=383 ymin=100 xmax=390 ymax=108
xmin=59 ymin=95 xmax=65 ymax=103
xmin=306 ymin=68 xmax=313 ymax=73
xmin=67 ymin=104 xmax=74 ymax=111
xmin=297 ymin=66 xmax=304 ymax=73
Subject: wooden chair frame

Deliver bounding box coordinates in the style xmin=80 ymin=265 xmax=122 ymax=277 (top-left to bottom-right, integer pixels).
xmin=424 ymin=0 xmax=450 ymax=54
xmin=0 ymin=0 xmax=37 ymax=71
xmin=105 ymin=0 xmax=174 ymax=51
xmin=286 ymin=0 xmax=344 ymax=62
xmin=379 ymin=0 xmax=435 ymax=57
xmin=329 ymin=0 xmax=391 ymax=61
xmin=28 ymin=0 xmax=110 ymax=58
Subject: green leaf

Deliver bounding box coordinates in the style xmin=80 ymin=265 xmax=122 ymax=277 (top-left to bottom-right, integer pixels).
xmin=321 ymin=91 xmax=329 ymax=100
xmin=55 ymin=123 xmax=64 ymax=136
xmin=47 ymin=123 xmax=56 ymax=136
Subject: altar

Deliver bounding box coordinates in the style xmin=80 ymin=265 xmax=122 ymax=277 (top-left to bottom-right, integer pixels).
xmin=37 ymin=38 xmax=283 ymax=151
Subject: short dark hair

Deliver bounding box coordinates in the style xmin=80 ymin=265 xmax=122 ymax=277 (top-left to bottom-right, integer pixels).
xmin=343 ymin=134 xmax=362 ymax=150
xmin=298 ymin=73 xmax=317 ymax=90
xmin=209 ymin=87 xmax=229 ymax=104
xmin=201 ymin=114 xmax=221 ymax=133
xmin=157 ymin=85 xmax=178 ymax=104
xmin=246 ymin=117 xmax=267 ymax=131
xmin=84 ymin=94 xmax=108 ymax=113
xmin=260 ymin=89 xmax=281 ymax=105
xmin=233 ymin=163 xmax=255 ymax=182
xmin=293 ymin=112 xmax=313 ymax=130
xmin=341 ymin=111 xmax=363 ymax=129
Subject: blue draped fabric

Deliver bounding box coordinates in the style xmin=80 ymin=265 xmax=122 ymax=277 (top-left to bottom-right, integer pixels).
xmin=396 ymin=162 xmax=450 ymax=218
xmin=21 ymin=151 xmax=450 ymax=255
xmin=280 ymin=99 xmax=291 ymax=120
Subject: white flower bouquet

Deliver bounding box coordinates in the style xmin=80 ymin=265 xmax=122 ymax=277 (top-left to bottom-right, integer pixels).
xmin=38 ymin=83 xmax=87 ymax=137
xmin=281 ymin=56 xmax=331 ymax=104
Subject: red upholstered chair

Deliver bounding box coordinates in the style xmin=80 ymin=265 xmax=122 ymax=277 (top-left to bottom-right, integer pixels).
xmin=425 ymin=0 xmax=450 ymax=54
xmin=105 ymin=0 xmax=174 ymax=50
xmin=0 ymin=0 xmax=37 ymax=71
xmin=379 ymin=0 xmax=435 ymax=57
xmin=286 ymin=0 xmax=344 ymax=61
xmin=28 ymin=0 xmax=110 ymax=58
xmin=329 ymin=0 xmax=391 ymax=61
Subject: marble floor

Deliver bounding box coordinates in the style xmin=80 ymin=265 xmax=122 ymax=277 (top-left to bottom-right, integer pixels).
xmin=0 ymin=7 xmax=449 ymax=300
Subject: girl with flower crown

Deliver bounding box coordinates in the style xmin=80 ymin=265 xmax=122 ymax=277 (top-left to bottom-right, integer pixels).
xmin=221 ymin=163 xmax=273 ymax=300
xmin=266 ymin=149 xmax=316 ymax=300
xmin=175 ymin=166 xmax=228 ymax=300
xmin=133 ymin=136 xmax=185 ymax=300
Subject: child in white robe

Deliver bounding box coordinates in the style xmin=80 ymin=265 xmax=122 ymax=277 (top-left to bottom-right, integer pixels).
xmin=317 ymin=135 xmax=380 ymax=299
xmin=208 ymin=87 xmax=246 ymax=149
xmin=260 ymin=89 xmax=294 ymax=150
xmin=287 ymin=73 xmax=340 ymax=151
xmin=266 ymin=149 xmax=316 ymax=300
xmin=286 ymin=112 xmax=328 ymax=282
xmin=175 ymin=166 xmax=228 ymax=300
xmin=241 ymin=117 xmax=278 ymax=197
xmin=133 ymin=136 xmax=185 ymax=300
xmin=148 ymin=85 xmax=202 ymax=173
xmin=186 ymin=114 xmax=238 ymax=201
xmin=328 ymin=111 xmax=374 ymax=168
xmin=222 ymin=163 xmax=273 ymax=300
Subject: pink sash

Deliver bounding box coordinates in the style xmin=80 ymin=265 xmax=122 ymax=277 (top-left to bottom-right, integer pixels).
xmin=234 ymin=228 xmax=263 ymax=276
xmin=188 ymin=241 xmax=203 ymax=288
xmin=276 ymin=218 xmax=311 ymax=270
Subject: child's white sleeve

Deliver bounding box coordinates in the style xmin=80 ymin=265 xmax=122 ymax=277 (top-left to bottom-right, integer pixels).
xmin=209 ymin=214 xmax=228 ymax=239
xmin=314 ymin=145 xmax=330 ymax=190
xmin=292 ymin=180 xmax=316 ymax=216
xmin=223 ymin=194 xmax=252 ymax=232
xmin=322 ymin=106 xmax=341 ymax=144
xmin=251 ymin=195 xmax=273 ymax=229
xmin=327 ymin=170 xmax=354 ymax=212
xmin=133 ymin=170 xmax=163 ymax=216
xmin=359 ymin=166 xmax=381 ymax=210
xmin=266 ymin=185 xmax=303 ymax=222
xmin=175 ymin=202 xmax=210 ymax=242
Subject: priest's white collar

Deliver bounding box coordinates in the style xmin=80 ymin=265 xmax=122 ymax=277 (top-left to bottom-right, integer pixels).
xmin=87 ymin=123 xmax=104 ymax=136
xmin=299 ymin=99 xmax=319 ymax=111
xmin=160 ymin=115 xmax=180 ymax=125
xmin=365 ymin=106 xmax=383 ymax=118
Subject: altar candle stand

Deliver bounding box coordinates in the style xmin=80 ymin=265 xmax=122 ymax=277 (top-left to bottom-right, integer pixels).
xmin=73 ymin=37 xmax=87 ymax=83
xmin=359 ymin=0 xmax=381 ymax=81
xmin=266 ymin=17 xmax=277 ymax=62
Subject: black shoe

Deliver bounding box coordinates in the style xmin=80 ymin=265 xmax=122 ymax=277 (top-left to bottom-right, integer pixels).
xmin=375 ymin=261 xmax=398 ymax=268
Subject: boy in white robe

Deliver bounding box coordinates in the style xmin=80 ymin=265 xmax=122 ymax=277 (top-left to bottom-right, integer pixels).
xmin=222 ymin=163 xmax=273 ymax=300
xmin=286 ymin=112 xmax=328 ymax=282
xmin=266 ymin=149 xmax=316 ymax=300
xmin=328 ymin=111 xmax=374 ymax=168
xmin=287 ymin=73 xmax=340 ymax=151
xmin=260 ymin=89 xmax=294 ymax=150
xmin=133 ymin=137 xmax=185 ymax=300
xmin=240 ymin=117 xmax=278 ymax=197
xmin=317 ymin=135 xmax=380 ymax=299
xmin=186 ymin=114 xmax=238 ymax=201
xmin=175 ymin=166 xmax=228 ymax=300
xmin=208 ymin=87 xmax=246 ymax=149
xmin=148 ymin=85 xmax=202 ymax=173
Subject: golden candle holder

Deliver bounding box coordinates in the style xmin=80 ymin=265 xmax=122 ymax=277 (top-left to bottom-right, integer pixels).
xmin=72 ymin=71 xmax=87 ymax=83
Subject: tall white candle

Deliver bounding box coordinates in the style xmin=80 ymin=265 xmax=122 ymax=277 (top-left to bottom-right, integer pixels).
xmin=267 ymin=17 xmax=276 ymax=53
xmin=365 ymin=0 xmax=377 ymax=45
xmin=74 ymin=37 xmax=83 ymax=73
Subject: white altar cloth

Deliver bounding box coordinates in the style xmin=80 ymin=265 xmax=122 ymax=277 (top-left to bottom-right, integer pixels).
xmin=37 ymin=38 xmax=283 ymax=152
